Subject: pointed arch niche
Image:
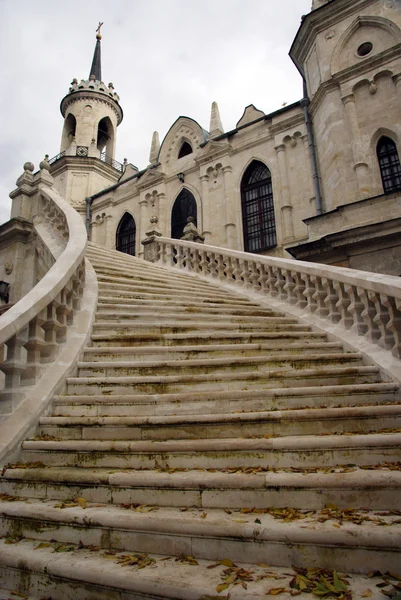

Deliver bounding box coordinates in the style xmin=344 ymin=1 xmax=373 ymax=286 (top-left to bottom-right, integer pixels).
xmin=97 ymin=116 xmax=115 ymax=157
xmin=61 ymin=113 xmax=76 ymax=152
xmin=241 ymin=160 xmax=276 ymax=253
xmin=171 ymin=189 xmax=197 ymax=239
xmin=377 ymin=136 xmax=401 ymax=194
xmin=116 ymin=213 xmax=136 ymax=256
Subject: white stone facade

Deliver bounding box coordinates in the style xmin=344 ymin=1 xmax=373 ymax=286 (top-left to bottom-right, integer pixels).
xmin=47 ymin=0 xmax=401 ymax=274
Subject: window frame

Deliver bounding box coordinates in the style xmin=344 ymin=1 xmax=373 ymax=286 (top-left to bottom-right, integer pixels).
xmin=241 ymin=161 xmax=277 ymax=253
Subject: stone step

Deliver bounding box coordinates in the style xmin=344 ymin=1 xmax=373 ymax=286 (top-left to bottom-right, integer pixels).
xmin=97 ymin=295 xmax=266 ymax=310
xmin=97 ymin=302 xmax=279 ymax=317
xmin=0 ymin=537 xmax=389 ymax=600
xmin=75 ymin=353 xmax=364 ymax=379
xmin=19 ymin=432 xmax=401 ymax=469
xmin=91 ymin=322 xmax=314 ymax=338
xmin=97 ymin=283 xmax=255 ymax=304
xmin=37 ymin=403 xmax=401 ymax=441
xmin=3 ymin=464 xmax=401 ymax=510
xmin=0 ymin=503 xmax=400 ymax=575
xmin=82 ymin=341 xmax=345 ymax=362
xmin=65 ymin=365 xmax=381 ymax=396
xmin=96 ymin=273 xmax=239 ymax=297
xmin=53 ymin=382 xmax=399 ymax=417
xmin=94 ymin=311 xmax=297 ymax=325
xmin=90 ymin=330 xmax=329 ymax=348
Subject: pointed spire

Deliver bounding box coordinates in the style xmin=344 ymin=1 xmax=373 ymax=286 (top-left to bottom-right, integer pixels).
xmin=149 ymin=131 xmax=160 ymax=164
xmin=209 ymin=101 xmax=224 ymax=137
xmin=89 ymin=22 xmax=103 ymax=81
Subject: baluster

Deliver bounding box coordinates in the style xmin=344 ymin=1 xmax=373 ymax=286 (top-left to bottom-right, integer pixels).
xmin=358 ymin=288 xmax=381 ymax=343
xmin=55 ymin=290 xmax=68 ymax=343
xmin=208 ymin=253 xmax=218 ymax=278
xmin=303 ymin=274 xmax=318 ymax=313
xmin=1 ymin=328 xmax=28 ymax=394
xmin=273 ymin=268 xmax=287 ymax=300
xmin=176 ymin=246 xmax=184 ymax=269
xmin=282 ymin=270 xmax=296 ymax=304
xmin=232 ymin=258 xmax=243 ymax=284
xmin=224 ymin=256 xmax=234 ymax=281
xmin=248 ymin=261 xmax=261 ymax=291
xmin=345 ymin=284 xmax=367 ymax=335
xmin=381 ymin=294 xmax=401 ymax=358
xmin=191 ymin=249 xmax=201 ymax=273
xmin=216 ymin=254 xmax=226 ymax=281
xmin=332 ymin=281 xmax=353 ymax=329
xmin=240 ymin=260 xmax=251 ymax=288
xmin=265 ymin=266 xmax=277 ymax=296
xmin=322 ymin=278 xmax=341 ymax=323
xmin=311 ymin=275 xmax=329 ymax=317
xmin=41 ymin=301 xmax=61 ymax=361
xmin=21 ymin=310 xmax=47 ymax=385
xmin=165 ymin=243 xmax=173 ymax=266
xmin=199 ymin=249 xmax=208 ymax=274
xmin=368 ymin=291 xmax=393 ymax=350
xmin=292 ymin=272 xmax=307 ymax=309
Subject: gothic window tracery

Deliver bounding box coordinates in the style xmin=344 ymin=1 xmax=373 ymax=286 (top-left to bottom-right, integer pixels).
xmin=116 ymin=213 xmax=136 ymax=255
xmin=377 ymin=136 xmax=401 ymax=194
xmin=171 ymin=189 xmax=197 ymax=239
xmin=241 ymin=160 xmax=276 ymax=253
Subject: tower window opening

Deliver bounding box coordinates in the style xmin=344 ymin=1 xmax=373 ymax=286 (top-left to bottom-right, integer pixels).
xmin=116 ymin=213 xmax=136 ymax=256
xmin=178 ymin=142 xmax=193 ymax=159
xmin=97 ymin=116 xmax=114 ymax=155
xmin=241 ymin=160 xmax=276 ymax=253
xmin=377 ymin=136 xmax=401 ymax=194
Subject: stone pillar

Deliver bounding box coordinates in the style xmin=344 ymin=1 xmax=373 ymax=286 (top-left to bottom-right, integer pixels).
xmin=222 ymin=166 xmax=237 ymax=249
xmin=302 ymin=134 xmax=316 ymax=210
xmin=138 ymin=198 xmax=148 ymax=258
xmin=342 ymin=94 xmax=371 ymax=198
xmin=275 ymin=144 xmax=294 ymax=241
xmin=157 ymin=192 xmax=167 ymax=237
xmin=200 ymin=175 xmax=211 ymax=243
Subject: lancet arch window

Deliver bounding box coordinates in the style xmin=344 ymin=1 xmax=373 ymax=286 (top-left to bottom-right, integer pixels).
xmin=171 ymin=189 xmax=197 ymax=239
xmin=241 ymin=160 xmax=276 ymax=253
xmin=377 ymin=136 xmax=401 ymax=194
xmin=116 ymin=213 xmax=136 ymax=256
xmin=178 ymin=141 xmax=193 ymax=159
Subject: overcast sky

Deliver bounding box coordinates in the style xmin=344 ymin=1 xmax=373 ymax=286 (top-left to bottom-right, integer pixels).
xmin=0 ymin=0 xmax=312 ymax=224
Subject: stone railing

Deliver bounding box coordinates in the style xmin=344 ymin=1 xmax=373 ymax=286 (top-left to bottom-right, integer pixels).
xmin=0 ymin=163 xmax=88 ymax=415
xmin=143 ymin=235 xmax=401 ymax=363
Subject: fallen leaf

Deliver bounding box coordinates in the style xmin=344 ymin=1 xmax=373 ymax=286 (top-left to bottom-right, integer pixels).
xmin=266 ymin=587 xmax=287 ymax=595
xmin=361 ymin=589 xmax=372 ymax=597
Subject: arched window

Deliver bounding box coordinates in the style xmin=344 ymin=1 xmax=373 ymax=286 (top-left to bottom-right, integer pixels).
xmin=241 ymin=160 xmax=276 ymax=253
xmin=171 ymin=189 xmax=197 ymax=239
xmin=377 ymin=136 xmax=401 ymax=194
xmin=97 ymin=116 xmax=114 ymax=156
xmin=178 ymin=142 xmax=193 ymax=159
xmin=116 ymin=213 xmax=136 ymax=256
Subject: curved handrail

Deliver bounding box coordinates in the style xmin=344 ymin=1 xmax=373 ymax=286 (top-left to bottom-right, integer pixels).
xmin=144 ymin=235 xmax=401 ymax=359
xmin=0 ymin=186 xmax=87 ymax=345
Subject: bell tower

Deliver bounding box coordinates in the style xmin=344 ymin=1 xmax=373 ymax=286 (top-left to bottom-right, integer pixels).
xmin=50 ymin=24 xmax=124 ymax=211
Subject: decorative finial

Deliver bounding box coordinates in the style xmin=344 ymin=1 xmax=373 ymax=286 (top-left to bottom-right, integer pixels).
xmin=96 ymin=22 xmax=104 ymax=40
xmin=24 ymin=162 xmax=35 ymax=173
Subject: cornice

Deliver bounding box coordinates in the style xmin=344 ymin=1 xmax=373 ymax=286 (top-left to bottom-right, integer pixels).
xmin=50 ymin=156 xmax=120 ymax=182
xmin=290 ymin=0 xmax=376 ymax=75
xmin=60 ymin=90 xmax=123 ymax=124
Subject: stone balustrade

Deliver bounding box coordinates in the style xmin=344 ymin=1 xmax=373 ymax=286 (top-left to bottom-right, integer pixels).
xmin=0 ymin=165 xmax=88 ymax=415
xmin=143 ymin=235 xmax=401 ymax=362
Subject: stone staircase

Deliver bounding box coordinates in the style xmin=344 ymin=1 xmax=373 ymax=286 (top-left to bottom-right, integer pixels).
xmin=0 ymin=242 xmax=400 ymax=600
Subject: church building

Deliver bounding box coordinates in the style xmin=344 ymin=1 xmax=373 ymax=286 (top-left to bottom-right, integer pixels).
xmin=43 ymin=0 xmax=401 ymax=275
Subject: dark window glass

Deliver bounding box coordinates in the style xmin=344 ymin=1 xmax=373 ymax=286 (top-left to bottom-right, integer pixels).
xmin=377 ymin=136 xmax=401 ymax=194
xmin=171 ymin=189 xmax=197 ymax=239
xmin=178 ymin=142 xmax=193 ymax=159
xmin=241 ymin=161 xmax=276 ymax=253
xmin=116 ymin=213 xmax=136 ymax=255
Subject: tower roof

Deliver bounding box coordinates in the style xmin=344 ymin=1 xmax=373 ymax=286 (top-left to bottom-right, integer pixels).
xmin=89 ymin=23 xmax=103 ymax=81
